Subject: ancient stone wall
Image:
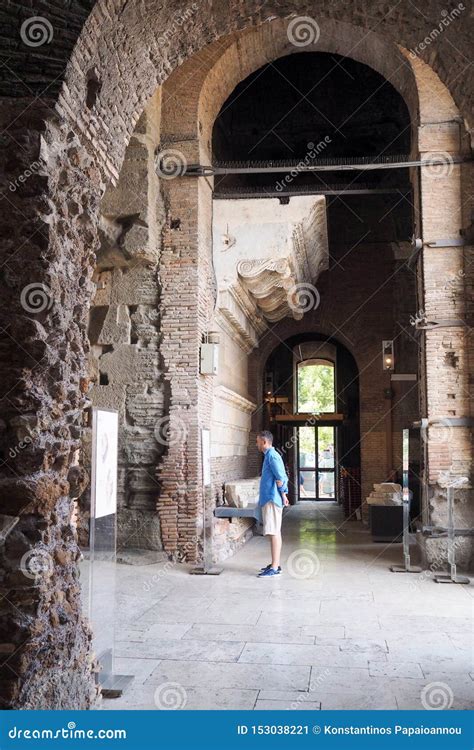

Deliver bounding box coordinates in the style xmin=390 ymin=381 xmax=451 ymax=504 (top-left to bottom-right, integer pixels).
xmin=81 ymin=92 xmax=166 ymax=551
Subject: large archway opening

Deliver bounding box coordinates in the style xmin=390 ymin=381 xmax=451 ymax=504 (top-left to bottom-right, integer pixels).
xmin=210 ymin=50 xmax=419 ymax=522
xmin=262 ymin=334 xmax=361 ymax=513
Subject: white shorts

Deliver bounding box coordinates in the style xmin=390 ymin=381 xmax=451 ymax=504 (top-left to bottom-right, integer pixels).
xmin=262 ymin=502 xmax=283 ymax=536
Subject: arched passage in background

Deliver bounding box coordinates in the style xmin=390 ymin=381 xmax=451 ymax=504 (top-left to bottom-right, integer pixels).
xmin=261 ymin=334 xmax=360 ymax=509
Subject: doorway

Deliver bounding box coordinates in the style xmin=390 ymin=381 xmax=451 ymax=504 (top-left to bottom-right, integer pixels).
xmin=298 ymin=425 xmax=337 ymax=501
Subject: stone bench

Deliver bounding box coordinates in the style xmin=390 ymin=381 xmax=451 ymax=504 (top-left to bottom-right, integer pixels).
xmin=214 ymin=477 xmax=262 ymax=529
xmin=224 ymin=477 xmax=260 ymax=508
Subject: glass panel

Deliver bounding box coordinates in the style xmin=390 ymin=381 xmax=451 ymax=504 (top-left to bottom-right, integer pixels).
xmin=319 ymin=471 xmax=335 ymax=498
xmin=87 ymin=408 xmax=119 ymax=683
xmin=299 ymin=426 xmax=315 ymax=467
xmin=299 ymin=470 xmax=316 ymax=498
xmin=318 ymin=426 xmax=335 ymax=468
xmin=297 ymin=360 xmax=335 ymax=413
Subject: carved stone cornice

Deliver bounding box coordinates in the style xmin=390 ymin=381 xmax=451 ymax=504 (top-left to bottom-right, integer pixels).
xmin=214 ymin=385 xmax=257 ymax=414
xmin=213 ymin=196 xmax=329 ymax=330
xmin=237 ymin=257 xmax=303 ymax=322
xmin=292 ymin=199 xmax=329 ymax=282
xmin=216 ymin=286 xmax=266 ymax=353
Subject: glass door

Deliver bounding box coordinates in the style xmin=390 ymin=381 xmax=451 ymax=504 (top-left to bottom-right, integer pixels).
xmin=298 ymin=425 xmax=336 ymax=500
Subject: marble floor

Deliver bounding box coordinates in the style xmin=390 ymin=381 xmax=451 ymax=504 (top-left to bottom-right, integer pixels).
xmin=98 ymin=501 xmax=473 ymax=711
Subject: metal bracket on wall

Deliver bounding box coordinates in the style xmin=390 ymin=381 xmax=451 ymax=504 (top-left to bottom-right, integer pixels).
xmin=422 ymin=526 xmax=474 ymax=537
xmin=412 ymin=417 xmax=473 ymax=428
xmin=182 ymin=154 xmax=472 ymax=177
xmin=414 ymin=318 xmax=467 ymax=330
xmin=425 ymin=238 xmax=467 ymax=248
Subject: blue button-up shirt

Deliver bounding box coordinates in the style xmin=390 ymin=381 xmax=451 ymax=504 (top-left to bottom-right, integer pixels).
xmin=258 ymin=446 xmax=289 ymax=507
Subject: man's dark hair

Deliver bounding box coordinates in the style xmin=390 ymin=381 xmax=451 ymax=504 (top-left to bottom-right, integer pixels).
xmin=257 ymin=430 xmax=273 ymax=443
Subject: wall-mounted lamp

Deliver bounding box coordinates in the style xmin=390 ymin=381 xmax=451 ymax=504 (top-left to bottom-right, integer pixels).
xmin=382 ymin=340 xmax=395 ymax=372
xmin=264 ymin=372 xmax=274 ymax=398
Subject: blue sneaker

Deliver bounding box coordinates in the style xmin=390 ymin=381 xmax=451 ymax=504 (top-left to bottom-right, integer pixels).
xmin=260 ymin=564 xmax=282 ymax=573
xmin=257 ymin=567 xmax=281 ymax=578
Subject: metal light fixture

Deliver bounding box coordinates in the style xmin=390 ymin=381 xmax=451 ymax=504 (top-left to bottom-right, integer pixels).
xmin=200 ymin=332 xmax=220 ymax=376
xmin=382 ymin=340 xmax=394 ymax=371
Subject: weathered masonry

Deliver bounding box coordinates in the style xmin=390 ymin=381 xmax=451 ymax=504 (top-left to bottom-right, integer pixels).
xmin=0 ymin=1 xmax=472 ymax=709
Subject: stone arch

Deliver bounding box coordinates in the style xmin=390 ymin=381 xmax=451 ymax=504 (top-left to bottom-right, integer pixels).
xmin=50 ymin=1 xmax=473 ymax=182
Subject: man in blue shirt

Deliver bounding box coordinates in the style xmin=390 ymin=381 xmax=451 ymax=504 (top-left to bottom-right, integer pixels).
xmin=256 ymin=430 xmax=289 ymax=577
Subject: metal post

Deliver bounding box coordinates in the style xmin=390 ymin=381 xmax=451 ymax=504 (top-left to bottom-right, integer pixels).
xmin=434 ymin=478 xmax=470 ymax=584
xmin=190 ymin=428 xmax=223 ymax=575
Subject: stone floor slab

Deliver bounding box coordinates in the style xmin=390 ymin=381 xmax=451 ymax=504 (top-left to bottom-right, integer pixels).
xmin=145 ymin=660 xmax=311 ymax=692
xmin=255 ymin=699 xmax=321 ymax=711
xmin=115 ymin=638 xmax=244 ymax=662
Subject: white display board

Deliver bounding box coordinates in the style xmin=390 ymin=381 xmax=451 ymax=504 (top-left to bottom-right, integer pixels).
xmin=91 ymin=408 xmax=118 ymax=519
xmin=201 ymin=428 xmax=211 ymax=487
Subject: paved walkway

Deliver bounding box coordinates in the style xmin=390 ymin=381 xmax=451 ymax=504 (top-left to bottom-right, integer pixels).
xmin=100 ymin=501 xmax=473 ymax=710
